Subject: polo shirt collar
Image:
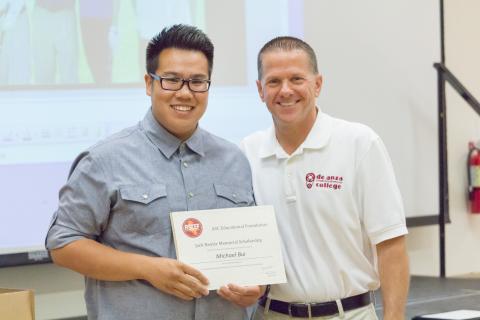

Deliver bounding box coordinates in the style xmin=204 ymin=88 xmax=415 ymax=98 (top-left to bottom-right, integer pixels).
xmin=141 ymin=108 xmax=205 ymax=159
xmin=259 ymin=108 xmax=332 ymax=159
xmin=258 ymin=126 xmax=282 ymax=158
xmin=302 ymin=110 xmax=332 ymax=150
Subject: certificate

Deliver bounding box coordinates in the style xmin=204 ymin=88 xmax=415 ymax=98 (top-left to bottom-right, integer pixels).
xmin=170 ymin=205 xmax=287 ymax=290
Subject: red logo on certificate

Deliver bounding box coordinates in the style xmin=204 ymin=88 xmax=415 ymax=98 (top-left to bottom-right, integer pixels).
xmin=182 ymin=218 xmax=203 ymax=238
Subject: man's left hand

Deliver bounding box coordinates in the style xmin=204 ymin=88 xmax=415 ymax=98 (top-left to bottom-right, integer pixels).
xmin=217 ymin=284 xmax=265 ymax=307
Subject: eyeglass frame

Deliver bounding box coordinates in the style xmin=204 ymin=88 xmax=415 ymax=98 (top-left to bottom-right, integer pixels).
xmin=149 ymin=73 xmax=211 ymax=92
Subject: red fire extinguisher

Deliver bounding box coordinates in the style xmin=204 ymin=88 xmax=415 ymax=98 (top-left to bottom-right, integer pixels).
xmin=468 ymin=141 xmax=480 ymax=213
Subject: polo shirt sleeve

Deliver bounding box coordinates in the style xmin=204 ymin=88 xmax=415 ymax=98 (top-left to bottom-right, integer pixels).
xmin=45 ymin=152 xmax=111 ymax=250
xmin=354 ymin=136 xmax=408 ymax=245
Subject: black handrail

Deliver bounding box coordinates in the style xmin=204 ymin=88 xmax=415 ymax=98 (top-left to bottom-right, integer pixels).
xmin=434 ymin=62 xmax=480 ymax=278
xmin=434 ymin=63 xmax=480 ymax=115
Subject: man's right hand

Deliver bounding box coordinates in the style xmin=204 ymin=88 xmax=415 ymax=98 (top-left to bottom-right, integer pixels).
xmin=143 ymin=257 xmax=210 ymax=301
xmin=50 ymin=240 xmax=210 ymax=301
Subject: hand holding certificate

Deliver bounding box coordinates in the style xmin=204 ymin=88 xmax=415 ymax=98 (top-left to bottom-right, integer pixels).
xmin=170 ymin=205 xmax=287 ymax=290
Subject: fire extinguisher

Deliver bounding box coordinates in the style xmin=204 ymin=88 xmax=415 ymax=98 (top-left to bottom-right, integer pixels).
xmin=468 ymin=141 xmax=480 ymax=213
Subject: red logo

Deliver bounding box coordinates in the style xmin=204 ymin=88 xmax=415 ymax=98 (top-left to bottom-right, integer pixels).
xmin=182 ymin=218 xmax=203 ymax=238
xmin=305 ymin=172 xmax=344 ymax=191
xmin=306 ymin=173 xmax=316 ymax=189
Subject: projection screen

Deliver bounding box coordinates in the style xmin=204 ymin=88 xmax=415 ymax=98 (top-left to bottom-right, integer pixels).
xmin=0 ymin=0 xmax=440 ymax=266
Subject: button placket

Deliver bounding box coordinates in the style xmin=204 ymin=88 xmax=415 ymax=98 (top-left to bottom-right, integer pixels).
xmin=179 ymin=143 xmax=187 ymax=156
xmin=178 ymin=145 xmax=194 ymax=206
xmin=284 ymin=157 xmax=296 ymax=202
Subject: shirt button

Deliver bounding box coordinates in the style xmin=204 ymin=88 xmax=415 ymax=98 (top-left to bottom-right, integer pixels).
xmin=183 ymin=161 xmax=188 ymax=168
xmin=188 ymin=192 xmax=194 ymax=198
xmin=232 ymin=194 xmax=237 ymax=198
xmin=142 ymin=194 xmax=148 ymax=200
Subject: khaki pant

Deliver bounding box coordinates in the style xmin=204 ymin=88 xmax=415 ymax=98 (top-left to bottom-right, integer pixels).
xmin=252 ymin=303 xmax=378 ymax=320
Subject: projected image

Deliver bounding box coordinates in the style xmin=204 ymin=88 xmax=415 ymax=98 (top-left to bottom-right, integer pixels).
xmin=0 ymin=0 xmax=31 ymax=85
xmin=0 ymin=0 xmax=294 ymax=257
xmin=78 ymin=0 xmax=117 ymax=84
xmin=0 ymin=0 xmax=249 ymax=87
xmin=0 ymin=0 xmax=440 ymax=264
xmin=0 ymin=0 xmax=302 ymax=88
xmin=34 ymin=0 xmax=79 ymax=84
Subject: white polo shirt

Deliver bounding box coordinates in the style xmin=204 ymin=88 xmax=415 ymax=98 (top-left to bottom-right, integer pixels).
xmin=240 ymin=111 xmax=407 ymax=303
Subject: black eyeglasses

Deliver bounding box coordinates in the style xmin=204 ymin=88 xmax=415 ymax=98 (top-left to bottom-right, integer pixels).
xmin=149 ymin=73 xmax=211 ymax=92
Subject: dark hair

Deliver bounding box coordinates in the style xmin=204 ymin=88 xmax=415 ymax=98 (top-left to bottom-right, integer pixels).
xmin=146 ymin=24 xmax=214 ymax=77
xmin=257 ymin=36 xmax=318 ymax=80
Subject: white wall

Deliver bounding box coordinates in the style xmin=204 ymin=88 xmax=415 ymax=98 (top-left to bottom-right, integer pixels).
xmin=1 ymin=1 xmax=480 ymax=319
xmin=408 ymin=0 xmax=480 ymax=276
xmin=0 ymin=264 xmax=85 ymax=319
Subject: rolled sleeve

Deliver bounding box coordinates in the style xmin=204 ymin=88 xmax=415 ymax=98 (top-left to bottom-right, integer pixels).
xmin=45 ymin=152 xmax=111 ymax=250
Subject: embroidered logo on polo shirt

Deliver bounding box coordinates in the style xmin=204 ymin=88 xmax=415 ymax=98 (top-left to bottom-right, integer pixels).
xmin=182 ymin=218 xmax=203 ymax=238
xmin=306 ymin=173 xmax=316 ymax=189
xmin=305 ymin=172 xmax=343 ymax=190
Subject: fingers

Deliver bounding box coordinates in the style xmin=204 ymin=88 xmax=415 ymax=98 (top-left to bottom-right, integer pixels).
xmin=171 ymin=287 xmax=195 ymax=301
xmin=164 ymin=275 xmax=208 ymax=301
xmin=182 ymin=263 xmax=210 ymax=286
xmin=171 ymin=281 xmax=204 ymax=300
xmin=217 ymin=284 xmax=263 ymax=307
xmin=168 ymin=264 xmax=209 ymax=298
xmin=146 ymin=258 xmax=210 ymax=300
xmin=225 ymin=284 xmax=261 ymax=296
xmin=182 ymin=273 xmax=210 ymax=296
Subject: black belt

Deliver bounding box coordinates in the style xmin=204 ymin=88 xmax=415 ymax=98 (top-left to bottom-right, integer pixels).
xmin=259 ymin=292 xmax=372 ymax=318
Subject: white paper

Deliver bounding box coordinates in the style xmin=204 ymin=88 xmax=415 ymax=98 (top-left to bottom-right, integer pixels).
xmin=170 ymin=205 xmax=287 ymax=290
xmin=421 ymin=310 xmax=480 ymax=319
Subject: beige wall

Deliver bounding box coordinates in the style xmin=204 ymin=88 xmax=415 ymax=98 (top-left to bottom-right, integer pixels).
xmin=1 ymin=1 xmax=480 ymax=319
xmin=0 ymin=264 xmax=85 ymax=319
xmin=408 ymin=0 xmax=480 ymax=277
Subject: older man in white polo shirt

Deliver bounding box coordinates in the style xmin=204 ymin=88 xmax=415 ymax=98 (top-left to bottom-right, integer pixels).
xmin=239 ymin=37 xmax=409 ymax=320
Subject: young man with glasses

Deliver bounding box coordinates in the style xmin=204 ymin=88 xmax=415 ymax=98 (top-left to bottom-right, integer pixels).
xmin=46 ymin=24 xmax=262 ymax=320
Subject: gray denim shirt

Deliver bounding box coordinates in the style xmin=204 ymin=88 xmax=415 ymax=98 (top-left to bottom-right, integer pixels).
xmin=46 ymin=109 xmax=255 ymax=320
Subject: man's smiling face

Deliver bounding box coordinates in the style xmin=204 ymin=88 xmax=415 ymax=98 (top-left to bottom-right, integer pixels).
xmin=257 ymin=49 xmax=322 ymax=130
xmin=145 ymin=48 xmax=209 ymax=141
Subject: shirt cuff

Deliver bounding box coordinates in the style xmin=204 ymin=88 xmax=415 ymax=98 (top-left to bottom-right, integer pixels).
xmin=45 ymin=224 xmax=89 ymax=250
xmin=369 ymin=223 xmax=408 ymax=245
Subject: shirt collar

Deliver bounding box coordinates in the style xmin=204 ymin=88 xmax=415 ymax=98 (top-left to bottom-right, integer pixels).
xmin=141 ymin=108 xmax=205 ymax=159
xmin=259 ymin=109 xmax=332 ymax=159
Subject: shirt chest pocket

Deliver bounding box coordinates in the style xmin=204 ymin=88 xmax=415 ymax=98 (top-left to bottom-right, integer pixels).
xmin=214 ymin=183 xmax=254 ymax=208
xmin=118 ymin=184 xmax=171 ymax=235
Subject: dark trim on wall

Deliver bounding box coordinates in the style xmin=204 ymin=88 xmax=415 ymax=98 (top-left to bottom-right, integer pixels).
xmin=407 ymin=215 xmax=450 ymax=228
xmin=0 ymin=251 xmax=51 ymax=268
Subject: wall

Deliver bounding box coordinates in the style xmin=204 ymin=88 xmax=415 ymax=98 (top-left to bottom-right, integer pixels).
xmin=1 ymin=1 xmax=480 ymax=319
xmin=0 ymin=264 xmax=85 ymax=319
xmin=408 ymin=0 xmax=480 ymax=276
